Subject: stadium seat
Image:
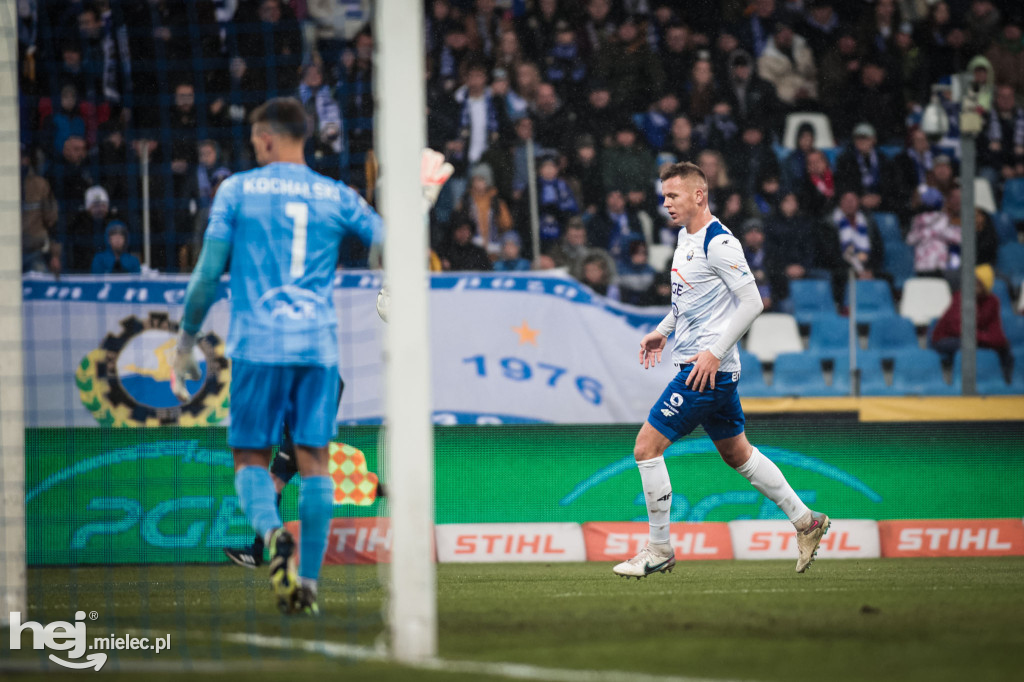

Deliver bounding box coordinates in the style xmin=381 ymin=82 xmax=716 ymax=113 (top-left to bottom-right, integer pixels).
xmin=884 ymin=241 xmax=915 ymax=291
xmin=1001 ymin=177 xmax=1024 ymax=223
xmin=782 ymin=112 xmax=836 ymax=149
xmin=991 ymin=278 xmax=1014 ymax=314
xmin=846 ymin=280 xmax=896 ymax=324
xmin=992 ymin=212 xmax=1018 ymax=245
xmin=790 ymin=279 xmax=836 ymax=326
xmin=1004 ymin=314 xmax=1024 ymax=348
xmin=953 ymin=349 xmax=1011 ymax=395
xmin=867 ymin=315 xmax=919 ymax=355
xmin=807 ymin=313 xmax=852 ymax=357
xmin=1009 ymin=354 xmax=1024 ymax=393
xmin=888 ymin=349 xmax=958 ymax=395
xmin=899 ymin=277 xmax=952 ymax=326
xmin=745 ymin=313 xmax=803 ymax=363
xmin=873 ymin=212 xmax=903 ymax=246
xmin=834 ymin=350 xmax=885 ymax=395
xmin=771 ymin=352 xmax=843 ymax=396
xmin=996 ymin=242 xmax=1024 ymax=289
xmin=737 ymin=350 xmax=774 ymax=397
xmin=974 ymin=177 xmax=997 ymax=216
xmin=647 ymin=244 xmax=674 ymax=272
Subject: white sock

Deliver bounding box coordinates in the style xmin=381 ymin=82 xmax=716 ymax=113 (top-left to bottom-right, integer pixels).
xmin=637 ymin=456 xmax=672 ymax=545
xmin=735 ymin=447 xmax=810 ymax=525
xmin=300 ymin=577 xmax=318 ymax=595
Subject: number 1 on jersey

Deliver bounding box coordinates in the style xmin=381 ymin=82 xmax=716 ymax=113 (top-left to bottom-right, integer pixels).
xmin=285 ymin=201 xmax=309 ymax=278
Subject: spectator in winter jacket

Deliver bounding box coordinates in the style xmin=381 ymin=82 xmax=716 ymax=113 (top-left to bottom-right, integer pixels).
xmin=906 ymin=187 xmax=960 ymax=278
xmin=91 ymin=220 xmax=140 ymax=274
xmin=931 ymin=264 xmax=1011 ymax=374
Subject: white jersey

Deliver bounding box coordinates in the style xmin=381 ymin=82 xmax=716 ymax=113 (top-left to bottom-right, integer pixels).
xmin=667 ymin=217 xmax=753 ymax=373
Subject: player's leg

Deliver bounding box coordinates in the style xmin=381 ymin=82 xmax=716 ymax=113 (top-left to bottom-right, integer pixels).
xmin=285 ymin=366 xmax=342 ymax=614
xmin=228 ymin=361 xmax=299 ymax=608
xmin=706 ymin=380 xmax=829 ymax=573
xmin=613 ymin=369 xmax=707 ymax=579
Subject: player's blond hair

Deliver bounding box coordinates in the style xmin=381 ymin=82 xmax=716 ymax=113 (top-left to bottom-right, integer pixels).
xmin=659 ymin=161 xmax=707 ymax=188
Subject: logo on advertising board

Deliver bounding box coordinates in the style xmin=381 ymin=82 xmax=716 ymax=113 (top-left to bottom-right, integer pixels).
xmin=286 ymin=517 xmax=391 ymax=565
xmin=582 ymin=522 xmax=732 ymax=561
xmin=879 ymin=519 xmax=1024 ymax=558
xmin=8 ymin=610 xmax=171 ymax=671
xmin=729 ymin=520 xmax=881 ymax=560
xmin=436 ymin=523 xmax=586 ymax=563
xmin=560 ymin=438 xmax=883 ymax=523
xmin=75 ymin=312 xmax=230 ymax=427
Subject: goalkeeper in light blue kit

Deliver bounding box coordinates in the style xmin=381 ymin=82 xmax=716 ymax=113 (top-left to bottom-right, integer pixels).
xmin=171 ymin=98 xmax=414 ymax=615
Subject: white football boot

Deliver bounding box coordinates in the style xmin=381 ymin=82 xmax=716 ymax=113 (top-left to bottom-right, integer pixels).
xmin=795 ymin=512 xmax=831 ymax=573
xmin=612 ymin=542 xmax=676 ymax=579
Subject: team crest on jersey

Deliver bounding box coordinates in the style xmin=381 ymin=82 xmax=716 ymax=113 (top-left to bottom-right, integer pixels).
xmin=75 ymin=312 xmax=231 ymax=427
xmin=686 ymin=249 xmax=694 ymax=261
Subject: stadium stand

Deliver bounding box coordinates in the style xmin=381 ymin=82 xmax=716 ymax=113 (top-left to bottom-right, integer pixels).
xmin=807 ymin=313 xmax=850 ymax=358
xmin=745 ymin=313 xmax=803 ymax=363
xmin=899 ymin=277 xmax=953 ymax=327
xmin=771 ymin=352 xmax=844 ymax=397
xmin=997 ymin=243 xmax=1024 ymax=289
xmin=889 ymin=349 xmax=958 ymax=396
xmin=782 ymin=112 xmax=835 ymax=149
xmin=846 ymin=280 xmax=897 ymax=325
xmin=992 ymin=212 xmax=1018 ymax=245
xmin=789 ymin=279 xmax=836 ymax=327
xmin=736 ymin=350 xmax=773 ymax=398
xmin=954 ymin=349 xmax=1012 ymax=395
xmin=867 ymin=315 xmax=920 ymax=355
xmin=1001 ymin=178 xmax=1024 ymax=224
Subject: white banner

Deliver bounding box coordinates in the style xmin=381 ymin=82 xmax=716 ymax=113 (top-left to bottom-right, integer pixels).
xmin=729 ymin=520 xmax=881 ymax=560
xmin=23 ymin=271 xmax=675 ymax=427
xmin=435 ymin=523 xmax=586 ymax=562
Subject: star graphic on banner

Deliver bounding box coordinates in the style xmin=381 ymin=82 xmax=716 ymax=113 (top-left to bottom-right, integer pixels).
xmin=512 ymin=320 xmax=539 ymax=345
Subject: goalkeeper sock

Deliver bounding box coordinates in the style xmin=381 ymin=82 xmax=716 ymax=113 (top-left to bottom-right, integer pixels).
xmin=235 ymin=466 xmax=282 ymax=540
xmin=637 ymin=456 xmax=672 ymax=545
xmin=735 ymin=446 xmax=809 ymax=524
xmin=298 ymin=475 xmax=334 ymax=582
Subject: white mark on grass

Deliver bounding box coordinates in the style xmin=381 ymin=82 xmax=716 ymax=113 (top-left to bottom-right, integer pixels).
xmin=225 ymin=633 xmax=753 ymax=682
xmin=552 ymin=585 xmax=964 ymax=598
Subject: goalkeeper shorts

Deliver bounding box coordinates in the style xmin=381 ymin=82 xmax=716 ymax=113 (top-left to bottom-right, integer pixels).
xmin=228 ymin=360 xmax=340 ymax=449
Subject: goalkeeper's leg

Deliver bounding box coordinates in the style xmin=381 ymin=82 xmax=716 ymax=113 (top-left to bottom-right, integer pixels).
xmin=294 ymin=445 xmax=332 ymax=615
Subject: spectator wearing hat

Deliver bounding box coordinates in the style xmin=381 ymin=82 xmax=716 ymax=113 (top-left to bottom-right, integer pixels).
xmin=461 ymin=162 xmax=514 ymax=257
xmin=439 ymin=213 xmax=492 ymax=272
xmin=719 ymin=47 xmax=781 ymax=133
xmin=907 ymin=186 xmax=961 ymax=278
xmin=91 ymin=220 xmax=140 ymax=274
xmin=595 ymin=15 xmax=665 ymax=115
xmin=544 ymin=20 xmax=588 ymax=107
xmin=800 ymin=0 xmax=841 ymax=59
xmin=984 ymin=16 xmax=1024 ymax=97
xmin=565 ymin=134 xmax=605 ymax=215
xmin=489 ymin=67 xmax=528 ymax=122
xmin=601 ymin=122 xmax=656 ymax=196
xmin=757 ymin=20 xmax=818 ymax=107
xmin=835 ymin=122 xmax=897 ymax=211
xmin=69 ymin=185 xmax=117 ymax=272
xmin=782 ymin=122 xmax=818 ymax=193
xmin=931 ymin=264 xmax=1011 ymax=376
xmin=492 ymin=231 xmax=531 ymax=272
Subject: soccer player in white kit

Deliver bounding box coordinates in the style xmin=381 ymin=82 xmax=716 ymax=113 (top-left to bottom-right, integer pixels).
xmin=613 ymin=162 xmax=830 ymax=579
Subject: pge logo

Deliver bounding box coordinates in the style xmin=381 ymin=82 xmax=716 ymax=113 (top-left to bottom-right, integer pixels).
xmin=76 ymin=312 xmax=230 ymax=427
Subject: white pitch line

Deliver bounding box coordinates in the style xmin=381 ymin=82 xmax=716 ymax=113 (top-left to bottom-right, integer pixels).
xmin=225 ymin=633 xmax=753 ymax=682
xmin=552 ymin=585 xmax=964 ymax=598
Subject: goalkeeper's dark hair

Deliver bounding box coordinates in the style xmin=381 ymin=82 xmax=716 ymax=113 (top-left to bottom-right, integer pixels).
xmin=250 ymin=97 xmax=309 ymax=141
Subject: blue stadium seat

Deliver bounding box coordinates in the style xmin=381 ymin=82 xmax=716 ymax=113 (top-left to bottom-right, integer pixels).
xmin=790 ymin=279 xmax=837 ymax=326
xmin=996 ymin=243 xmax=1024 ymax=289
xmin=991 ymin=278 xmax=1014 ymax=314
xmin=992 ymin=212 xmax=1018 ymax=245
xmin=1009 ymin=354 xmax=1024 ymax=393
xmin=1004 ymin=314 xmax=1024 ymax=348
xmin=846 ymin=280 xmax=896 ymax=324
xmin=888 ymin=349 xmax=957 ymax=395
xmin=737 ymin=350 xmax=773 ymax=397
xmin=807 ymin=314 xmax=850 ymax=356
xmin=833 ymin=350 xmax=885 ymax=394
xmin=771 ymin=352 xmax=844 ymax=396
xmin=884 ymin=241 xmax=915 ymax=291
xmin=1001 ymin=177 xmax=1024 ymax=223
xmin=867 ymin=315 xmax=919 ymax=355
xmin=873 ymin=212 xmax=902 ymax=246
xmin=951 ymin=349 xmax=1011 ymax=395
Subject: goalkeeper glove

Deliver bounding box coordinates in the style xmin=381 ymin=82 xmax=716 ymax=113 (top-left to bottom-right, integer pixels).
xmin=170 ymin=332 xmax=201 ymax=402
xmin=376 ymin=285 xmax=390 ymax=323
xmin=421 ymin=148 xmax=454 ymax=211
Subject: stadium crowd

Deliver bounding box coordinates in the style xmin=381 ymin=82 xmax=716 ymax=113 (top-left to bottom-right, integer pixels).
xmin=17 ymin=1 xmax=1024 ymax=322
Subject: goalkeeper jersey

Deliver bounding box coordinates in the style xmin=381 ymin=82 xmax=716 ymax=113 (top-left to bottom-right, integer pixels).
xmin=205 ymin=162 xmax=382 ymax=366
xmin=667 ymin=217 xmax=753 ymax=374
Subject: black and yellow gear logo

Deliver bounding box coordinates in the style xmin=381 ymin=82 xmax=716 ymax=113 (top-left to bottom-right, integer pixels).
xmin=75 ymin=312 xmax=231 ymax=427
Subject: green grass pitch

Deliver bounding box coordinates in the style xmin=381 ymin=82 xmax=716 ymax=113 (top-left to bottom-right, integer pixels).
xmin=4 ymin=558 xmax=1024 ymax=681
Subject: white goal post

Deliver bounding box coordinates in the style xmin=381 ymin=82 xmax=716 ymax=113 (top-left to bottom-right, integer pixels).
xmin=374 ymin=1 xmax=437 ymax=663
xmin=0 ymin=3 xmax=27 ymax=625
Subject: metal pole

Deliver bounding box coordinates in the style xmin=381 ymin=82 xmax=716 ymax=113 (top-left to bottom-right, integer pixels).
xmin=960 ymin=135 xmax=977 ymax=395
xmin=848 ymin=267 xmax=859 ymax=396
xmin=141 ymin=143 xmax=151 ymax=269
xmin=525 ymin=136 xmax=540 ymax=263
